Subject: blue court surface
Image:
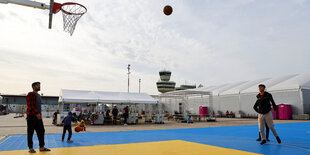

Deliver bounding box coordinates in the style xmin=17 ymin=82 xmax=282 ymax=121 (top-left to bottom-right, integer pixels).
xmin=0 ymin=122 xmax=309 ymax=154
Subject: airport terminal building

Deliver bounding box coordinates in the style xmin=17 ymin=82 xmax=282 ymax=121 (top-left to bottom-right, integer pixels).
xmin=0 ymin=94 xmax=59 ymax=115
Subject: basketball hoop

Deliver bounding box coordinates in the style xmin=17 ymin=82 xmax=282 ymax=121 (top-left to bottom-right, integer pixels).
xmin=1 ymin=0 xmax=87 ymax=35
xmin=53 ymin=2 xmax=87 ymax=35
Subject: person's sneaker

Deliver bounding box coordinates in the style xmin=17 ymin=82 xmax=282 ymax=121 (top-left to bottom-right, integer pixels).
xmin=61 ymin=139 xmax=64 ymax=142
xmin=260 ymin=140 xmax=267 ymax=145
xmin=67 ymin=140 xmax=74 ymax=143
xmin=266 ymin=139 xmax=270 ymax=142
xmin=124 ymin=123 xmax=128 ymax=126
xmin=256 ymin=138 xmax=261 ymax=141
xmin=28 ymin=149 xmax=36 ymax=153
xmin=276 ymin=136 xmax=281 ymax=144
xmin=39 ymin=148 xmax=51 ymax=152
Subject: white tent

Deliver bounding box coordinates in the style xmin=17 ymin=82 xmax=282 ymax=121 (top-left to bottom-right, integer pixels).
xmin=242 ymin=74 xmax=298 ymax=94
xmin=214 ymin=81 xmax=248 ymax=96
xmin=221 ymin=78 xmax=270 ymax=95
xmin=157 ymin=89 xmax=213 ymax=116
xmin=268 ymin=72 xmax=310 ymax=91
xmin=59 ymin=89 xmax=158 ymax=104
xmin=159 ymin=73 xmax=310 ymax=116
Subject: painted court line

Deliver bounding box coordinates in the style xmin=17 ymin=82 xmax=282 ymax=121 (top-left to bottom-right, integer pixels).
xmin=0 ymin=140 xmax=261 ymax=155
xmin=0 ymin=136 xmax=6 ymax=142
xmin=280 ymin=144 xmax=310 ymax=152
xmin=0 ymin=136 xmax=11 ymax=145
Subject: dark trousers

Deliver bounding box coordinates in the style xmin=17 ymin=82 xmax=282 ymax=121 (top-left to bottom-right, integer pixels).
xmin=124 ymin=116 xmax=128 ymax=124
xmin=27 ymin=115 xmax=45 ymax=149
xmin=258 ymin=123 xmax=270 ymax=139
xmin=62 ymin=125 xmax=72 ymax=140
xmin=113 ymin=116 xmax=117 ymax=124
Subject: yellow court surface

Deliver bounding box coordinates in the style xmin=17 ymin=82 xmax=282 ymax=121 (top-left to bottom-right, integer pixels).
xmin=0 ymin=140 xmax=260 ymax=155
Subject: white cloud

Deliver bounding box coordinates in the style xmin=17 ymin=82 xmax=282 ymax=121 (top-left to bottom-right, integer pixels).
xmin=0 ymin=0 xmax=309 ymax=95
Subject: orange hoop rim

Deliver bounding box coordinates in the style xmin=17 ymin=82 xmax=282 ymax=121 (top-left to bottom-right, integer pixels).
xmin=60 ymin=2 xmax=87 ymax=15
xmin=53 ymin=2 xmax=87 ymax=15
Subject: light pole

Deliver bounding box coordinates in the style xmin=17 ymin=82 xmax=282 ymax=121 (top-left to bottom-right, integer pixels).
xmin=139 ymin=79 xmax=141 ymax=93
xmin=127 ymin=64 xmax=131 ymax=93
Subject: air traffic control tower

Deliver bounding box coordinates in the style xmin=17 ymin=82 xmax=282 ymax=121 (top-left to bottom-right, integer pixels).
xmin=156 ymin=70 xmax=176 ymax=93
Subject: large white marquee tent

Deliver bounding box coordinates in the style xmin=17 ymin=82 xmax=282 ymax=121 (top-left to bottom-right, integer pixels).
xmin=160 ymin=73 xmax=310 ymax=116
xmin=59 ymin=89 xmax=158 ymax=105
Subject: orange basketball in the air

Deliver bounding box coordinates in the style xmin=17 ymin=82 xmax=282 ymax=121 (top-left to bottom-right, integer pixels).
xmin=163 ymin=5 xmax=173 ymax=16
xmin=75 ymin=126 xmax=83 ymax=132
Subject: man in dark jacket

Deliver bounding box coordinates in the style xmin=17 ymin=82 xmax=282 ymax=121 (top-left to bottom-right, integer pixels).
xmin=26 ymin=82 xmax=51 ymax=153
xmin=253 ymin=84 xmax=281 ymax=145
xmin=112 ymin=106 xmax=119 ymax=124
xmin=52 ymin=110 xmax=59 ymax=125
xmin=62 ymin=112 xmax=77 ymax=142
xmin=123 ymin=106 xmax=129 ymax=125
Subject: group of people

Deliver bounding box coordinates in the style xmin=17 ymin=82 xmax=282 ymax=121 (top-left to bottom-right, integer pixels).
xmin=105 ymin=105 xmax=129 ymax=125
xmin=225 ymin=110 xmax=234 ymax=118
xmin=25 ymin=81 xmax=282 ymax=153
xmin=53 ymin=105 xmax=130 ymax=126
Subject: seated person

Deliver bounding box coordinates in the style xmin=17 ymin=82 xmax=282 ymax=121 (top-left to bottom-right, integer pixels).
xmin=77 ymin=120 xmax=86 ymax=131
xmin=226 ymin=110 xmax=229 ymax=117
xmin=230 ymin=111 xmax=234 ymax=118
xmin=186 ymin=116 xmax=193 ymax=124
xmin=105 ymin=110 xmax=111 ymax=120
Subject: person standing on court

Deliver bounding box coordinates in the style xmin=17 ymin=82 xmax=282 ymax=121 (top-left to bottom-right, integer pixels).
xmin=26 ymin=82 xmax=51 ymax=153
xmin=62 ymin=111 xmax=77 ymax=142
xmin=253 ymin=84 xmax=281 ymax=145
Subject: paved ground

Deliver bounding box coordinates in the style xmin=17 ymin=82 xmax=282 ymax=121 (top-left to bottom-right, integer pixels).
xmin=0 ymin=122 xmax=310 ymax=155
xmin=0 ymin=114 xmax=308 ymax=136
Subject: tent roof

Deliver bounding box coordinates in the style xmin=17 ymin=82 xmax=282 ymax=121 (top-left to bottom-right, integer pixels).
xmin=212 ymin=81 xmax=248 ymax=95
xmin=188 ymin=72 xmax=310 ymax=96
xmin=59 ymin=89 xmax=157 ymax=104
xmin=242 ymin=74 xmax=298 ymax=94
xmin=168 ymin=73 xmax=310 ymax=96
xmin=220 ymin=78 xmax=270 ymax=95
xmin=268 ymin=73 xmax=310 ymax=91
xmin=159 ymin=89 xmax=212 ymax=97
xmin=198 ymin=84 xmax=229 ymax=92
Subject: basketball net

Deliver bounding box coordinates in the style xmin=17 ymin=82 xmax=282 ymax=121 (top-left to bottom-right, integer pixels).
xmin=59 ymin=3 xmax=87 ymax=36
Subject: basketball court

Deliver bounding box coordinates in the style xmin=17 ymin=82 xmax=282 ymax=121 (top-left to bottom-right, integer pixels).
xmin=0 ymin=1 xmax=309 ymax=155
xmin=0 ymin=122 xmax=309 ymax=155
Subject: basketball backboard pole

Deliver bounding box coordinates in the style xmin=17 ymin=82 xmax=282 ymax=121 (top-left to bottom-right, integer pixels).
xmin=48 ymin=0 xmax=54 ymax=29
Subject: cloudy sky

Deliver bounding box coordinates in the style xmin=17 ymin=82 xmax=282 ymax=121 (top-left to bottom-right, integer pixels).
xmin=0 ymin=0 xmax=309 ymax=95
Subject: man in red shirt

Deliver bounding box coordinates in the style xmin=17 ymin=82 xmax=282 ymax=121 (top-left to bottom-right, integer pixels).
xmin=26 ymin=82 xmax=50 ymax=153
